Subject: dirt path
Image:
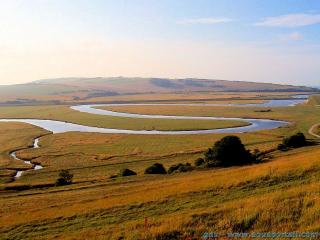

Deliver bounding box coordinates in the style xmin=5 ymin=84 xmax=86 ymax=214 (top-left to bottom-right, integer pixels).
xmin=308 ymin=123 xmax=320 ymax=138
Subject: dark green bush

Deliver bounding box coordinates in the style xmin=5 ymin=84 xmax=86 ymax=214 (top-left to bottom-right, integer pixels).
xmin=55 ymin=170 xmax=73 ymax=186
xmin=204 ymin=136 xmax=255 ymax=167
xmin=277 ymin=143 xmax=288 ymax=151
xmin=168 ymin=163 xmax=193 ymax=174
xmin=144 ymin=163 xmax=167 ymax=174
xmin=283 ymin=132 xmax=306 ymax=148
xmin=118 ymin=168 xmax=137 ymax=177
xmin=110 ymin=168 xmax=137 ymax=179
xmin=278 ymin=132 xmax=307 ymax=151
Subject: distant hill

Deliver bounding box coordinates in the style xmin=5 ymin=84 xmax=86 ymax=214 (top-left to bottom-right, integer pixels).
xmin=33 ymin=77 xmax=318 ymax=93
xmin=0 ymin=77 xmax=317 ymax=104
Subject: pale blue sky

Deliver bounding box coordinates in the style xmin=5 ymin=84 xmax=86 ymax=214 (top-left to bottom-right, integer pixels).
xmin=0 ymin=0 xmax=320 ymax=86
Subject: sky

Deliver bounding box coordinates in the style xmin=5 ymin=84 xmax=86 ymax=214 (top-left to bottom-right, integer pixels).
xmin=0 ymin=0 xmax=320 ymax=86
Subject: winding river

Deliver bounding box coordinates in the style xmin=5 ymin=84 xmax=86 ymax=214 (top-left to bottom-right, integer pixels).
xmin=1 ymin=95 xmax=308 ymax=179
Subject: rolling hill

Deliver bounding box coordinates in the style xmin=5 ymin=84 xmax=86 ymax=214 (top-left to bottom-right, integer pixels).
xmin=0 ymin=77 xmax=317 ymax=104
xmin=34 ymin=77 xmax=318 ymax=93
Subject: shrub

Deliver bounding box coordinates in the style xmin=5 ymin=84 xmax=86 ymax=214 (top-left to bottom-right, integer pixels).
xmin=204 ymin=135 xmax=254 ymax=167
xmin=168 ymin=163 xmax=193 ymax=174
xmin=277 ymin=143 xmax=288 ymax=151
xmin=144 ymin=163 xmax=167 ymax=174
xmin=118 ymin=168 xmax=137 ymax=177
xmin=283 ymin=132 xmax=306 ymax=148
xmin=251 ymin=149 xmax=264 ymax=163
xmin=278 ymin=132 xmax=307 ymax=151
xmin=194 ymin=158 xmax=205 ymax=167
xmin=55 ymin=170 xmax=73 ymax=186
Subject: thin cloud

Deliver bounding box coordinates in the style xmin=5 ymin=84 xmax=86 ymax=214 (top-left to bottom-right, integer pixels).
xmin=279 ymin=32 xmax=303 ymax=41
xmin=177 ymin=17 xmax=233 ymax=25
xmin=256 ymin=13 xmax=320 ymax=27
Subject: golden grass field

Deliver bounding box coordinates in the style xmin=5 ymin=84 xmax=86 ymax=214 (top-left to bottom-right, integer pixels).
xmin=0 ymin=92 xmax=319 ymax=239
xmin=0 ymin=144 xmax=319 ymax=239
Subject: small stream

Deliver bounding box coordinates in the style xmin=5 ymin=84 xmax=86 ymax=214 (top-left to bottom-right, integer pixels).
xmin=10 ymin=137 xmax=43 ymax=179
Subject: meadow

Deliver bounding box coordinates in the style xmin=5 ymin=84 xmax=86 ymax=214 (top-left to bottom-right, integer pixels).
xmin=0 ymin=92 xmax=319 ymax=239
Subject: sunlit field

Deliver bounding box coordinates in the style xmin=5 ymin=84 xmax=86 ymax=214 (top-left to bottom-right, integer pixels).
xmin=0 ymin=92 xmax=319 ymax=239
xmin=1 ymin=144 xmax=320 ymax=239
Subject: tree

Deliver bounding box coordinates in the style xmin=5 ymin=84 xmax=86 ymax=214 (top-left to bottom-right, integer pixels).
xmin=144 ymin=163 xmax=167 ymax=174
xmin=204 ymin=136 xmax=253 ymax=167
xmin=55 ymin=170 xmax=73 ymax=186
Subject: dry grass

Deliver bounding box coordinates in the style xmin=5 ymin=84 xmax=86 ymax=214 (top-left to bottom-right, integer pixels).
xmin=0 ymin=144 xmax=319 ymax=239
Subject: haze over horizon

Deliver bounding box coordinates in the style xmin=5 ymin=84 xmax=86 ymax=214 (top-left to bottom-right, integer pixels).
xmin=1 ymin=0 xmax=320 ymax=86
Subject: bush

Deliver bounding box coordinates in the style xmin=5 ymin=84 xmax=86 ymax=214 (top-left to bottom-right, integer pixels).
xmin=283 ymin=132 xmax=306 ymax=148
xmin=144 ymin=163 xmax=167 ymax=174
xmin=118 ymin=168 xmax=137 ymax=177
xmin=277 ymin=143 xmax=288 ymax=151
xmin=55 ymin=170 xmax=73 ymax=186
xmin=278 ymin=132 xmax=307 ymax=151
xmin=168 ymin=163 xmax=193 ymax=174
xmin=251 ymin=149 xmax=264 ymax=163
xmin=194 ymin=158 xmax=205 ymax=167
xmin=204 ymin=135 xmax=254 ymax=167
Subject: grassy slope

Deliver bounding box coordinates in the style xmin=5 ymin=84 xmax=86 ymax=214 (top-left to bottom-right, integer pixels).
xmin=0 ymin=144 xmax=319 ymax=239
xmin=32 ymin=77 xmax=317 ymax=93
xmin=0 ymin=77 xmax=316 ymax=103
xmin=0 ymin=83 xmax=84 ymax=102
